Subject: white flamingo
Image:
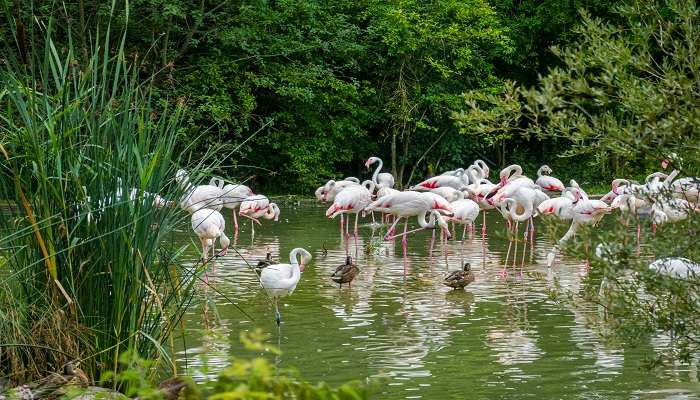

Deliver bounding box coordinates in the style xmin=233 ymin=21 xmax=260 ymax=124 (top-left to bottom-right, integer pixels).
xmin=365 ymin=156 xmax=395 ymax=189
xmin=325 ymin=180 xmax=375 ymax=245
xmin=546 ymin=188 xmax=611 ymax=268
xmin=191 ymin=208 xmax=230 ymax=284
xmin=365 ymin=192 xmax=452 ymax=271
xmin=176 ymin=169 xmax=224 ymax=213
xmin=259 ymin=247 xmax=312 ymax=326
xmin=239 ymin=195 xmax=280 ymax=235
xmin=430 ymin=186 xmax=464 ymax=202
xmin=450 ymin=198 xmax=480 ymax=239
xmin=649 ymin=257 xmax=700 ymax=279
xmin=221 ymin=183 xmax=254 ymax=234
xmin=535 ymin=165 xmax=565 ymax=192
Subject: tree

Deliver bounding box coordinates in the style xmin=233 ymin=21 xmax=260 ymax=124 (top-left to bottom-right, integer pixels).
xmin=453 ymin=0 xmax=700 ymax=363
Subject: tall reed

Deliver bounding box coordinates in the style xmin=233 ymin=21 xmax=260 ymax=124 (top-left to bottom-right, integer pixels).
xmin=0 ymin=13 xmax=216 ymax=383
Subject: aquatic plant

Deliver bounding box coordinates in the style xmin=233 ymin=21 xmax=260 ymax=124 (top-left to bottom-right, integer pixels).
xmin=0 ymin=9 xmax=220 ymax=384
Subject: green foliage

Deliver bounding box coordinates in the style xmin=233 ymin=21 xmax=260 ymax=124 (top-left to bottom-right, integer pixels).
xmin=456 ymin=0 xmax=700 ymax=364
xmin=0 ymin=12 xmax=217 ymax=383
xmin=62 ymin=330 xmax=369 ymax=400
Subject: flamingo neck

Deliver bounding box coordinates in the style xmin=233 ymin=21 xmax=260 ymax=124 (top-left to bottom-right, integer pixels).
xmin=417 ymin=209 xmax=438 ymax=228
xmin=372 ymin=158 xmax=383 ymax=186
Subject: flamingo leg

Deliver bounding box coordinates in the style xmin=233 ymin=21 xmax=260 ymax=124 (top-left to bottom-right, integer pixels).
xmin=233 ymin=209 xmax=239 ymax=233
xmin=520 ymin=219 xmax=529 ymax=275
xmin=430 ymin=229 xmax=436 ymax=254
xmin=481 ymin=212 xmax=487 ymax=236
xmin=384 ymin=217 xmax=402 ymax=240
xmin=636 ymin=223 xmax=641 ymax=254
xmin=371 ymin=211 xmax=376 ymax=225
xmin=340 ymin=214 xmax=344 ymax=236
xmin=462 ymin=223 xmax=467 ymax=241
xmin=274 ymin=299 xmax=281 ymax=326
xmin=512 ymin=221 xmax=519 ymax=270
xmin=354 ymin=213 xmax=359 ymax=256
xmin=402 ymin=219 xmax=408 ymax=275
xmin=500 ymin=222 xmax=513 ymax=278
xmin=202 ymin=240 xmax=210 ymax=284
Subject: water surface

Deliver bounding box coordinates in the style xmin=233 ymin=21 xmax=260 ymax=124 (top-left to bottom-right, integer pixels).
xmin=175 ymin=204 xmax=700 ymax=399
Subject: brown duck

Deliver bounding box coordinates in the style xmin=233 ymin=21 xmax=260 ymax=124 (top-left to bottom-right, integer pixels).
xmin=254 ymin=252 xmax=275 ymax=275
xmin=331 ymin=256 xmax=360 ymax=288
xmin=443 ymin=262 xmax=475 ymax=290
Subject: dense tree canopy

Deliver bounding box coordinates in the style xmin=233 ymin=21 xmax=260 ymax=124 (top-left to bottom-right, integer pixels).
xmin=1 ymin=0 xmax=623 ymax=193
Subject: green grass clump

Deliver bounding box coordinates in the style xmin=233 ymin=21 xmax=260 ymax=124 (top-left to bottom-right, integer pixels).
xmin=0 ymin=12 xmax=214 ymax=384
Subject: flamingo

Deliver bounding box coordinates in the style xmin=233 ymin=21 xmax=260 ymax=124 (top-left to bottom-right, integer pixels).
xmin=430 ymin=186 xmax=464 ymax=203
xmin=176 ymin=169 xmax=224 ymax=213
xmin=546 ymin=188 xmax=611 ymax=268
xmin=494 ymin=187 xmax=538 ymax=276
xmin=537 ymin=188 xmax=577 ymax=220
xmin=191 ymin=208 xmax=230 ymax=284
xmin=535 ymin=165 xmax=565 ymax=192
xmin=450 ymin=198 xmax=480 ymax=240
xmin=473 ymin=160 xmax=490 ymax=179
xmin=365 ymin=191 xmax=452 ymax=270
xmin=221 ymin=183 xmax=254 ymax=234
xmin=365 ymin=156 xmax=395 ymax=189
xmin=600 ymin=179 xmax=630 ymax=204
xmin=441 ymin=167 xmax=465 ymax=176
xmin=412 ymin=172 xmax=468 ymax=191
xmin=259 ymin=247 xmax=312 ymax=326
xmin=464 ymin=169 xmax=497 ymax=235
xmin=325 ymin=180 xmax=375 ymax=251
xmin=649 ymin=257 xmax=700 ymax=279
xmin=239 ymin=195 xmax=280 ymax=235
xmin=321 ymin=179 xmax=360 ymax=202
xmin=486 ymin=164 xmax=534 ymax=201
xmin=671 ymin=177 xmax=699 ymax=204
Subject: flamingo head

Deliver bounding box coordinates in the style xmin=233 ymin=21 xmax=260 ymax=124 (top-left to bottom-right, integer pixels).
xmin=661 ymin=159 xmax=669 ymax=169
xmin=269 ymin=203 xmax=280 ymax=221
xmin=432 ymin=210 xmax=451 ymax=239
xmin=365 ymin=157 xmax=378 ymax=168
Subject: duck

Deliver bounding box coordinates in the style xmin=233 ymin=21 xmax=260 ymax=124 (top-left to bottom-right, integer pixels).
xmin=331 ymin=256 xmax=360 ymax=288
xmin=443 ymin=262 xmax=475 ymax=290
xmin=254 ymin=252 xmax=275 ymax=274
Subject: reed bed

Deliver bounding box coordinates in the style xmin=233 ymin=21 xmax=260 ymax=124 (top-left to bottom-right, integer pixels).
xmin=0 ymin=15 xmax=218 ymax=384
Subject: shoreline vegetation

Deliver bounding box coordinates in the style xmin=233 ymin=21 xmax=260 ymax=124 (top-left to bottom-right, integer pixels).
xmin=1 ymin=0 xmax=698 ymax=398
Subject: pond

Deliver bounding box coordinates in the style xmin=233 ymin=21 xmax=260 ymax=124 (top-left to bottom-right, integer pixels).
xmin=174 ymin=203 xmax=700 ymax=399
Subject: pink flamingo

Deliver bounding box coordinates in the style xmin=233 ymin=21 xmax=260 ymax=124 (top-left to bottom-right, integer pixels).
xmin=412 ymin=173 xmax=468 ymax=191
xmin=221 ymin=183 xmax=254 ymax=234
xmin=365 ymin=192 xmax=453 ymax=272
xmin=239 ymin=195 xmax=280 ymax=236
xmin=191 ymin=208 xmax=230 ymax=284
xmin=535 ymin=165 xmax=565 ymax=192
xmin=326 ymin=181 xmax=375 ymax=252
xmin=176 ymin=169 xmax=225 ymax=213
xmin=366 ymin=156 xmax=395 ymax=189
xmin=546 ymin=187 xmax=611 ymax=268
xmin=450 ymin=198 xmax=480 ymax=240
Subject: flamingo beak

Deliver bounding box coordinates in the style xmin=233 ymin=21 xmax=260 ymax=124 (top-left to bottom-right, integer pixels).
xmin=499 ymin=176 xmax=507 ymax=186
xmin=364 ymin=159 xmax=371 ymax=168
xmin=300 ymin=263 xmax=306 ymax=272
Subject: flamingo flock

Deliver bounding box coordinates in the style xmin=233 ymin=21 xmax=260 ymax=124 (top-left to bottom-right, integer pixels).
xmin=313 ymin=155 xmax=699 ymax=281
xmin=106 ymin=159 xmax=697 ymax=326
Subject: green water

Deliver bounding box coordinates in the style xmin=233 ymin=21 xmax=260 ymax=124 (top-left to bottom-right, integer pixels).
xmin=175 ymin=204 xmax=700 ymax=399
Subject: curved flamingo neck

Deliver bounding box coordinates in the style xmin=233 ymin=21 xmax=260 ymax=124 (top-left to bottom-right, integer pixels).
xmin=537 ymin=166 xmax=547 ymax=177
xmin=417 ymin=209 xmax=439 ymax=228
xmin=371 ymin=158 xmax=383 ymax=186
